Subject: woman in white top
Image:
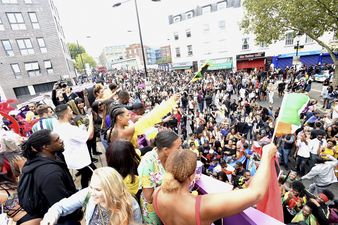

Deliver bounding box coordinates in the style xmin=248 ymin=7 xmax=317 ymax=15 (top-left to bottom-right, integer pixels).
xmin=41 ymin=167 xmax=142 ymax=225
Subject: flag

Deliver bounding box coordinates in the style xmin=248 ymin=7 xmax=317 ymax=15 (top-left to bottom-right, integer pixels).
xmin=274 ymin=93 xmax=309 ymax=137
xmin=256 ymin=158 xmax=284 ymax=222
xmin=190 ymin=61 xmax=211 ymax=82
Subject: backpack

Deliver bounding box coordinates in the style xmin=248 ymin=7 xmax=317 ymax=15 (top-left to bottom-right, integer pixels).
xmin=18 ymin=162 xmax=49 ymax=216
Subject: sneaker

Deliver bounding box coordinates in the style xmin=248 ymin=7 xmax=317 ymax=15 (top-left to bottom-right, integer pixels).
xmin=92 ymin=158 xmax=98 ymax=163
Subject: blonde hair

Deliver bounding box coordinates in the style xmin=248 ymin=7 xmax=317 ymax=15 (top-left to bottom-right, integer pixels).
xmin=162 ymin=149 xmax=197 ymax=193
xmin=91 ymin=167 xmax=133 ymax=225
xmin=93 ymin=84 xmax=104 ymax=97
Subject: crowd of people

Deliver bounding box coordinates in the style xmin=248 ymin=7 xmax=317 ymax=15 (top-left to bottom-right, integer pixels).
xmin=0 ymin=63 xmax=337 ymax=225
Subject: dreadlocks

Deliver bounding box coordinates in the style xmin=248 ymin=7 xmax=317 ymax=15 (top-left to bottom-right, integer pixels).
xmin=22 ymin=129 xmax=52 ymax=160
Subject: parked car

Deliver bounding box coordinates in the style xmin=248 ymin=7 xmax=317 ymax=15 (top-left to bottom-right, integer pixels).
xmin=314 ymin=70 xmax=332 ymax=82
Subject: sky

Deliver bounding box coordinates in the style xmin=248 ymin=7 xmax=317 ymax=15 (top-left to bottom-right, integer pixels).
xmin=53 ymin=0 xmax=203 ymax=58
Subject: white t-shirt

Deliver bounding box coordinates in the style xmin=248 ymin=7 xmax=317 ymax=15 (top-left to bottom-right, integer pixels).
xmin=53 ymin=122 xmax=91 ymax=169
xmin=308 ymin=138 xmax=327 ymax=155
xmin=296 ymin=140 xmax=311 ymax=158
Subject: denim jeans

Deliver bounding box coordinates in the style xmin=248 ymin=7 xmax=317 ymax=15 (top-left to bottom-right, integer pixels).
xmin=281 ymin=148 xmax=291 ymax=167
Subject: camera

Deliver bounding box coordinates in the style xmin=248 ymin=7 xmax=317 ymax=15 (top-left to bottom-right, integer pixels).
xmin=55 ymin=81 xmax=67 ymax=89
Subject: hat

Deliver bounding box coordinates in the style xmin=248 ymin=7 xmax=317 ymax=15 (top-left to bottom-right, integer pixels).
xmin=319 ymin=193 xmax=329 ymax=203
xmin=54 ymin=104 xmax=68 ymax=114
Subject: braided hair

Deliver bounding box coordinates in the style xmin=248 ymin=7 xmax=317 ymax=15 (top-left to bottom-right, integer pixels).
xmin=22 ymin=129 xmax=52 ymax=160
xmin=106 ymin=105 xmax=127 ymax=143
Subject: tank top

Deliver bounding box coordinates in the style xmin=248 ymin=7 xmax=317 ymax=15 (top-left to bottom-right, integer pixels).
xmin=153 ymin=188 xmax=202 ymax=225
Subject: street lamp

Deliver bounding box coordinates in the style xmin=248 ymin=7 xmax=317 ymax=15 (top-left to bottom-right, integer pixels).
xmin=76 ymin=36 xmax=92 ymax=76
xmin=293 ymin=31 xmax=304 ymax=69
xmin=76 ymin=40 xmax=86 ymax=75
xmin=113 ymin=0 xmax=160 ymax=79
xmin=294 ymin=32 xmax=303 ymax=57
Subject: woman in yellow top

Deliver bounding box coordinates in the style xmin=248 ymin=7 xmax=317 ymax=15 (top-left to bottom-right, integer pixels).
xmin=105 ymin=140 xmax=140 ymax=196
xmin=106 ymin=94 xmax=179 ymax=147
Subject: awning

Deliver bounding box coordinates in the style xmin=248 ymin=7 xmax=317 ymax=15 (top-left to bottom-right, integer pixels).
xmin=172 ymin=66 xmax=192 ymax=70
xmin=208 ymin=62 xmax=232 ymax=70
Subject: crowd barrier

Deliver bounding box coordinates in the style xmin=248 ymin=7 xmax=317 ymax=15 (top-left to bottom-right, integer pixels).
xmin=196 ymin=175 xmax=285 ymax=225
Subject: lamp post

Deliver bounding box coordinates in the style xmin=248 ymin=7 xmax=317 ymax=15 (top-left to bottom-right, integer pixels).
xmin=294 ymin=32 xmax=303 ymax=57
xmin=113 ymin=0 xmax=160 ymax=80
xmin=76 ymin=40 xmax=86 ymax=75
xmin=293 ymin=32 xmax=304 ymax=68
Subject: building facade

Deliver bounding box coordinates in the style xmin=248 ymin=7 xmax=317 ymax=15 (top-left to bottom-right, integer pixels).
xmin=0 ymin=0 xmax=75 ymax=100
xmin=167 ymin=0 xmax=337 ymax=72
xmin=125 ymin=43 xmax=152 ymax=66
xmin=98 ymin=45 xmax=127 ymax=70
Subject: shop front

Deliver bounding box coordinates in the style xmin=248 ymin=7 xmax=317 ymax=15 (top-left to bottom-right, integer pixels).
xmin=171 ymin=62 xmax=193 ymax=71
xmin=199 ymin=57 xmax=233 ymax=71
xmin=236 ymin=52 xmax=265 ymax=72
xmin=275 ymin=51 xmax=338 ymax=69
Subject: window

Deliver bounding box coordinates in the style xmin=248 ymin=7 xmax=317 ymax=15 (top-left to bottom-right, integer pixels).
xmin=174 ymin=32 xmax=179 ymax=40
xmin=13 ymin=86 xmax=30 ymax=97
xmin=11 ymin=63 xmax=22 ymax=78
xmin=186 ymin=29 xmax=191 ymax=38
xmin=6 ymin=13 xmax=26 ymax=30
xmin=17 ymin=39 xmax=34 ymax=55
xmin=1 ymin=0 xmax=17 ymax=3
xmin=33 ymin=82 xmax=55 ymax=93
xmin=1 ymin=40 xmax=14 ymax=56
xmin=187 ymin=45 xmax=193 ymax=56
xmin=285 ymin=33 xmax=294 ymax=46
xmin=0 ymin=18 xmax=4 ymax=31
xmin=175 ymin=47 xmax=180 ymax=57
xmin=44 ymin=60 xmax=53 ymax=74
xmin=218 ymin=20 xmax=225 ymax=30
xmin=203 ymin=24 xmax=210 ymax=32
xmin=37 ymin=37 xmax=47 ymax=53
xmin=28 ymin=12 xmax=40 ymax=29
xmin=242 ymin=38 xmax=249 ymax=50
xmin=24 ymin=62 xmax=40 ymax=77
xmin=217 ymin=1 xmax=226 ymax=10
xmin=24 ymin=0 xmax=32 ymax=3
xmin=202 ymin=5 xmax=211 ymax=14
xmin=186 ymin=11 xmax=193 ymax=20
xmin=173 ymin=16 xmax=181 ymax=23
xmin=305 ymin=35 xmax=314 ymax=44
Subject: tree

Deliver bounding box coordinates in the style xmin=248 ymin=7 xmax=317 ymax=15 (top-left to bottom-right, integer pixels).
xmin=241 ymin=0 xmax=338 ymax=86
xmin=75 ymin=53 xmax=97 ymax=72
xmin=156 ymin=56 xmax=172 ymax=65
xmin=68 ymin=43 xmax=86 ymax=60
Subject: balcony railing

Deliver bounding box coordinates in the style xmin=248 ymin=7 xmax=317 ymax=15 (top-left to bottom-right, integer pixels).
xmin=195 ymin=175 xmax=285 ymax=225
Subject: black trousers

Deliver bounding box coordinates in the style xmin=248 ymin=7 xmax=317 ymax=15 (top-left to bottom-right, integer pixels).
xmin=78 ymin=163 xmax=96 ymax=188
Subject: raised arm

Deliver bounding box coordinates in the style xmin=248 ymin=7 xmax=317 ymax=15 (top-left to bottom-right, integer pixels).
xmin=41 ymin=188 xmax=89 ymax=225
xmin=132 ymin=94 xmax=179 ymax=136
xmin=202 ymin=143 xmax=277 ymax=221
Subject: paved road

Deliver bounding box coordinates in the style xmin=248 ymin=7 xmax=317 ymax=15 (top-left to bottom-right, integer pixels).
xmin=259 ymin=81 xmax=324 ymax=110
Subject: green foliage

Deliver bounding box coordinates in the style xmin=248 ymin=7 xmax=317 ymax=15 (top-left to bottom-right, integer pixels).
xmin=241 ymin=0 xmax=338 ymax=85
xmin=242 ymin=0 xmax=337 ymax=45
xmin=156 ymin=56 xmax=172 ymax=64
xmin=68 ymin=43 xmax=86 ymax=59
xmin=75 ymin=53 xmax=97 ymax=71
